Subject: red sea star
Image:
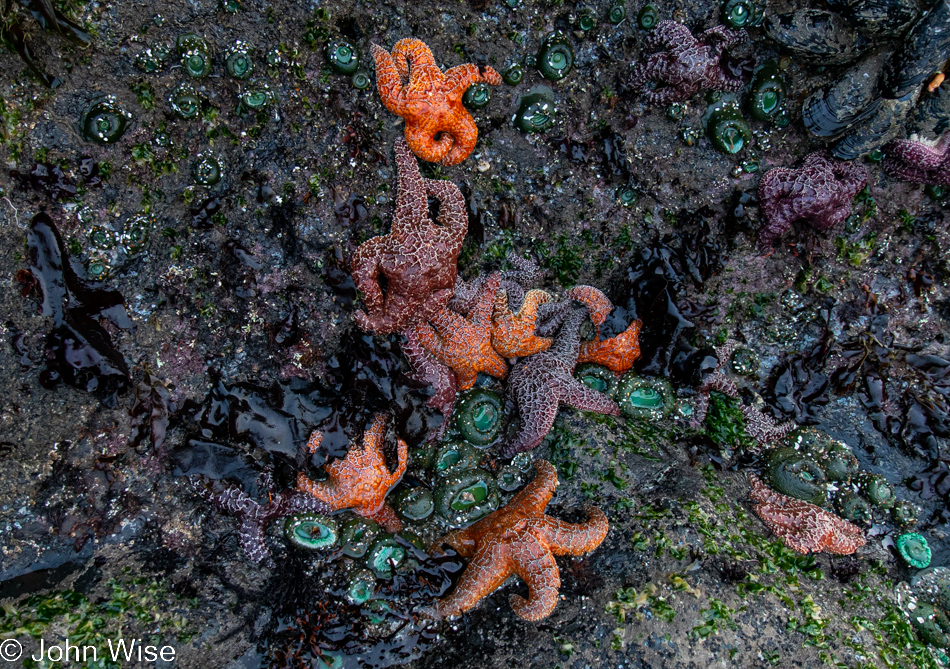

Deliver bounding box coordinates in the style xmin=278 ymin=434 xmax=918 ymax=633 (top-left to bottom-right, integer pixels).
xmin=577 ymin=319 xmax=643 ymax=374
xmin=501 ymin=308 xmax=620 ymax=458
xmin=414 ymin=272 xmax=508 ymax=390
xmin=296 ymin=413 xmax=407 ymax=532
xmin=748 ymin=473 xmax=866 ymax=555
xmin=350 ymin=137 xmax=467 ymax=335
xmin=882 ymin=133 xmax=950 ymax=186
xmin=427 ymin=460 xmax=608 ymax=621
xmin=630 ymin=21 xmax=747 ymax=105
xmin=371 ymin=38 xmax=502 ymax=166
xmin=757 ymin=151 xmax=869 ymax=251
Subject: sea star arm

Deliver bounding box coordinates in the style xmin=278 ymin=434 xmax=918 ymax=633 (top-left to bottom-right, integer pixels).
xmin=702 ymin=25 xmax=746 ymax=49
xmin=392 ymin=137 xmax=431 ymax=235
xmin=402 ymin=326 xmax=458 ymax=441
xmin=390 ymin=38 xmax=414 ymax=83
xmin=445 ymin=63 xmax=503 ymax=89
xmin=509 ymin=533 xmax=560 ymax=621
xmin=370 ymin=44 xmax=406 ymax=114
xmin=539 ymin=506 xmax=609 ymax=556
xmin=647 ymin=21 xmax=693 ymax=52
xmin=365 ymin=503 xmax=403 ymax=532
xmin=435 ymin=527 xmax=478 ymax=559
xmin=423 ymin=177 xmax=468 ymax=239
xmin=385 ymin=436 xmax=409 ymax=488
xmin=888 ymin=135 xmax=950 ymax=170
xmin=406 ymin=117 xmax=455 ymax=166
xmin=509 ymin=460 xmax=558 ymax=510
xmin=557 ymin=375 xmax=621 ymax=415
xmin=468 ymin=272 xmax=501 ymax=324
xmin=546 ymin=308 xmax=586 ymax=360
xmin=502 ymin=381 xmax=561 ymax=457
xmin=432 ymin=542 xmax=512 ymax=619
xmin=564 ymin=285 xmax=612 ymax=326
xmin=295 ymin=472 xmax=344 ymax=508
xmin=350 ymin=236 xmax=386 ymax=315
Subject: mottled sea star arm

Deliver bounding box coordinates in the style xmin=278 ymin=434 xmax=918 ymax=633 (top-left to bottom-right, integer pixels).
xmin=469 ymin=272 xmax=500 ymax=324
xmin=434 ymin=527 xmax=477 ymax=559
xmin=423 ymin=177 xmax=468 ymax=238
xmin=366 ymin=503 xmax=403 ymax=533
xmin=433 ymin=543 xmax=511 ymax=619
xmin=509 ymin=533 xmax=560 ymax=621
xmin=445 ymin=63 xmax=503 ymax=90
xmin=350 ymin=236 xmax=386 ymax=315
xmin=509 ymin=460 xmax=558 ymax=510
xmin=405 ymin=117 xmax=455 ymax=166
xmin=390 ymin=38 xmax=414 ymax=83
xmin=539 ymin=506 xmax=609 ymax=556
xmin=546 ymin=307 xmax=587 ymax=361
xmin=557 ymin=376 xmax=620 ymax=416
xmin=371 ymin=44 xmax=405 ymax=114
xmin=501 ymin=382 xmax=560 ymax=457
xmin=392 ymin=136 xmax=433 ymax=231
xmin=296 ymin=472 xmax=342 ymax=508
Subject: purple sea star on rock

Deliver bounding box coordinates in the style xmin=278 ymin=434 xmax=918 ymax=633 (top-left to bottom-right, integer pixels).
xmin=193 ymin=477 xmax=330 ymax=566
xmin=402 ymin=328 xmax=458 ymax=442
xmin=691 ymin=339 xmax=794 ymax=447
xmin=882 ymin=133 xmax=950 ymax=186
xmin=757 ymin=151 xmax=869 ymax=251
xmin=449 ymin=254 xmax=544 ymax=315
xmin=350 ymin=137 xmax=467 ymax=335
xmin=500 ymin=308 xmax=620 ymax=458
xmin=630 ymin=21 xmax=747 ymax=105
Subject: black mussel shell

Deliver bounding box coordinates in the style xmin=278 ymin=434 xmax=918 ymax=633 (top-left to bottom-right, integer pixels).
xmin=880 ymin=0 xmax=950 ymax=98
xmin=913 ymin=86 xmax=950 ymax=138
xmin=764 ymin=10 xmax=869 ymax=65
xmin=832 ymin=89 xmax=920 ymax=159
xmin=802 ymin=50 xmax=890 ymax=137
xmin=827 ymin=0 xmax=923 ymax=37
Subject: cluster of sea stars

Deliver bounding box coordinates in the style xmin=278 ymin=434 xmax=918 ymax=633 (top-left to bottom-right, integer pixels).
xmin=630 ymin=21 xmax=747 ymax=105
xmin=748 ymin=473 xmax=866 ymax=555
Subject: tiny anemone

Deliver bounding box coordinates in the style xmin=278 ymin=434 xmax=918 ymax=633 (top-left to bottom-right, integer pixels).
xmin=859 ymin=473 xmax=896 ymax=508
xmin=177 ymin=33 xmax=212 ymax=78
xmin=909 ymin=602 xmax=950 ymax=648
xmin=454 ymin=388 xmax=504 ymax=447
xmin=168 ymin=83 xmax=202 ymax=120
xmin=325 ymin=38 xmax=359 ymax=75
xmin=897 ymin=532 xmax=932 ymax=569
xmin=434 ymin=467 xmax=499 ymax=527
xmin=637 ymin=4 xmax=659 ymax=30
xmin=765 ymin=447 xmax=827 ymax=506
xmin=616 ymin=373 xmax=672 ymax=420
xmin=721 ymin=0 xmax=763 ymax=29
xmin=351 ymin=71 xmax=371 ymax=90
xmin=497 ymin=453 xmax=534 ymax=492
xmin=392 ymin=486 xmax=435 ymax=522
xmin=463 ymin=83 xmax=492 ymax=110
xmin=192 ymin=154 xmax=223 ymax=186
xmin=574 ymin=363 xmax=618 ymax=398
xmin=340 ymin=517 xmax=380 ymax=558
xmin=608 ymin=0 xmax=626 ymax=24
xmin=891 ymin=499 xmax=920 ymax=528
xmin=502 ymin=63 xmax=524 ymax=85
xmin=706 ymin=104 xmax=752 ymax=154
xmin=121 ymin=216 xmax=150 ymax=256
xmin=365 ymin=534 xmax=411 ymax=579
xmin=346 ymin=568 xmax=377 ymax=605
xmin=834 ymin=491 xmax=873 ymax=525
xmin=793 ymin=428 xmax=859 ymax=483
xmin=536 ymin=32 xmax=574 ymax=81
xmin=284 ymin=514 xmax=339 ymax=551
xmin=749 ymin=63 xmax=787 ymax=122
xmin=433 ymin=440 xmax=483 ymax=477
xmin=729 ymin=348 xmax=759 ymax=376
xmin=514 ymin=85 xmax=555 ymax=133
xmin=238 ymin=81 xmax=276 ymax=114
xmin=79 ymin=96 xmax=132 ymax=145
xmin=576 ymin=8 xmax=596 ymax=32
xmin=225 ymin=41 xmax=254 ymax=79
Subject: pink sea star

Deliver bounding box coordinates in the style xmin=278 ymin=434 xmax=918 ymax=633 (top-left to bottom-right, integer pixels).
xmin=882 ymin=133 xmax=950 ymax=186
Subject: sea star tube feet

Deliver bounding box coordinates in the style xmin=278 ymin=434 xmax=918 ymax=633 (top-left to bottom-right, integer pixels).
xmin=371 ymin=38 xmax=501 ymax=166
xmin=425 ymin=460 xmax=608 ymax=621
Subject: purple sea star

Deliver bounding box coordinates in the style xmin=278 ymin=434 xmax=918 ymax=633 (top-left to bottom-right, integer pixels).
xmin=193 ymin=477 xmax=330 ymax=566
xmin=500 ymin=308 xmax=620 ymax=458
xmin=350 ymin=137 xmax=467 ymax=335
xmin=402 ymin=328 xmax=458 ymax=442
xmin=630 ymin=21 xmax=747 ymax=105
xmin=757 ymin=151 xmax=869 ymax=251
xmin=449 ymin=254 xmax=544 ymax=315
xmin=882 ymin=133 xmax=950 ymax=186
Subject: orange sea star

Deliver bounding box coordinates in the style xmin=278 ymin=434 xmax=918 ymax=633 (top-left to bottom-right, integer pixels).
xmin=492 ymin=288 xmax=554 ymax=359
xmin=296 ymin=413 xmax=407 ymax=532
xmin=748 ymin=473 xmax=866 ymax=555
xmin=414 ymin=272 xmax=508 ymax=390
xmin=577 ymin=319 xmax=643 ymax=374
xmin=371 ymin=38 xmax=502 ymax=166
xmin=350 ymin=137 xmax=467 ymax=335
xmin=427 ymin=460 xmax=608 ymax=621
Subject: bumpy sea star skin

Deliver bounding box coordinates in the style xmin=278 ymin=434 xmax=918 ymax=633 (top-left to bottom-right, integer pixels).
xmin=690 ymin=340 xmax=794 ymax=447
xmin=296 ymin=414 xmax=407 ymax=532
xmin=882 ymin=133 xmax=950 ymax=186
xmin=757 ymin=151 xmax=869 ymax=251
xmin=492 ymin=289 xmax=554 ymax=359
xmin=536 ymin=285 xmax=613 ymax=337
xmin=402 ymin=328 xmax=458 ymax=442
xmin=350 ymin=138 xmax=467 ymax=335
xmin=426 ymin=460 xmax=608 ymax=621
xmin=748 ymin=473 xmax=866 ymax=555
xmin=501 ymin=308 xmax=620 ymax=458
xmin=371 ymin=38 xmax=502 ymax=166
xmin=415 ymin=272 xmax=509 ymax=390
xmin=193 ymin=478 xmax=330 ymax=566
xmin=577 ymin=319 xmax=643 ymax=374
xmin=630 ymin=21 xmax=747 ymax=105
xmin=450 ymin=254 xmax=544 ymax=315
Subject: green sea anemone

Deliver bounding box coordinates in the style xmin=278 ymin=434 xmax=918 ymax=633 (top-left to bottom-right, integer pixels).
xmin=503 ymin=63 xmax=524 ymax=85
xmin=435 ymin=468 xmax=499 ymax=527
xmin=121 ymin=216 xmax=150 ymax=256
xmin=898 ymin=533 xmax=932 ymax=569
xmin=351 ymin=71 xmax=371 ymax=90
xmin=721 ymin=0 xmax=762 ymax=28
xmin=192 ymin=154 xmax=222 ymax=186
xmin=346 ymin=568 xmax=376 ymax=605
xmin=616 ymin=373 xmax=672 ymax=420
xmin=238 ymin=81 xmax=275 ymax=114
xmin=454 ymin=389 xmax=503 ymax=446
xmin=284 ymin=514 xmax=339 ymax=550
xmin=749 ymin=64 xmax=786 ymax=122
xmin=79 ymin=96 xmax=132 ymax=145
xmin=340 ymin=518 xmax=380 ymax=558
xmin=574 ymin=363 xmax=618 ymax=398
xmin=793 ymin=429 xmax=859 ymax=483
xmin=433 ymin=440 xmax=483 ymax=477
xmin=514 ymin=86 xmax=555 ymax=133
xmin=497 ymin=453 xmax=533 ymax=492
xmin=392 ymin=486 xmax=435 ymax=522
xmin=834 ymin=491 xmax=872 ymax=525
xmin=765 ymin=447 xmax=827 ymax=506
xmin=637 ymin=4 xmax=659 ymax=30
xmin=326 ymin=39 xmax=359 ymax=75
xmin=365 ymin=534 xmax=409 ymax=579
xmin=168 ymin=84 xmax=202 ymax=119
xmin=177 ymin=33 xmax=212 ymax=78
xmin=608 ymin=0 xmax=626 ymax=24
xmin=859 ymin=473 xmax=896 ymax=508
xmin=706 ymin=105 xmax=752 ymax=154
xmin=225 ymin=41 xmax=254 ymax=79
xmin=729 ymin=348 xmax=759 ymax=377
xmin=536 ymin=32 xmax=574 ymax=81
xmin=892 ymin=500 xmax=920 ymax=528
xmin=463 ymin=83 xmax=492 ymax=110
